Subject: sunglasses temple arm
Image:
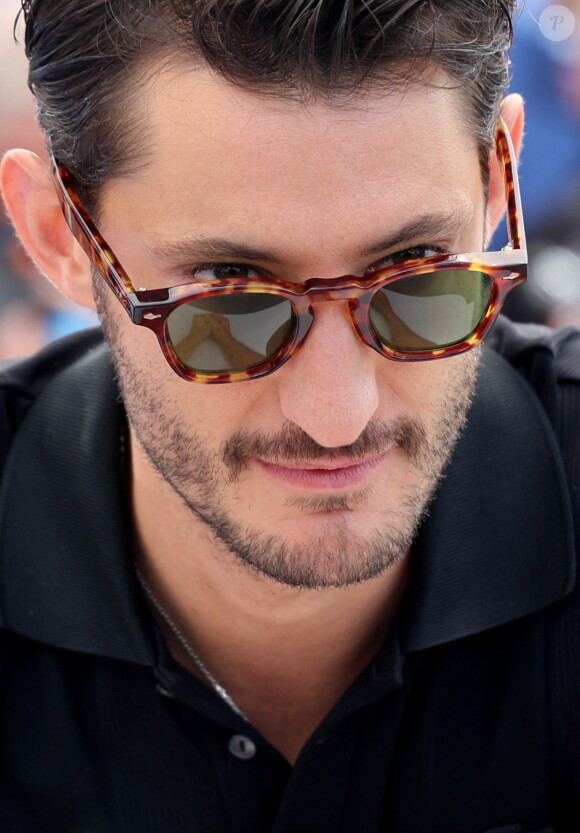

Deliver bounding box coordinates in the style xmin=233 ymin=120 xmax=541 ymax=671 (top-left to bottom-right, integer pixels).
xmin=51 ymin=159 xmax=138 ymax=318
xmin=498 ymin=119 xmax=526 ymax=253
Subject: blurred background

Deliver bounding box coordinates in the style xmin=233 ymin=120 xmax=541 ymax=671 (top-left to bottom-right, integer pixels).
xmin=1 ymin=0 xmax=580 ymax=360
xmin=0 ymin=0 xmax=98 ymax=360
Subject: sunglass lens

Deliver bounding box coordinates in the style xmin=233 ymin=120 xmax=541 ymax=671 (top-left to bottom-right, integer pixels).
xmin=167 ymin=293 xmax=296 ymax=374
xmin=369 ymin=269 xmax=493 ymax=352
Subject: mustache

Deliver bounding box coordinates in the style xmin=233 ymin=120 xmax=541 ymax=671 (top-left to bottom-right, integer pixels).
xmin=222 ymin=418 xmax=428 ymax=480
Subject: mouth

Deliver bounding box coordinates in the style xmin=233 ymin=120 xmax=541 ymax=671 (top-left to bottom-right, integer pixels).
xmin=254 ymin=451 xmax=391 ymax=490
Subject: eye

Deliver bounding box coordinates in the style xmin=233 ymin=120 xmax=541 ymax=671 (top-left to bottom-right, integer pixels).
xmin=368 ymin=244 xmax=449 ymax=272
xmin=190 ymin=262 xmax=262 ymax=281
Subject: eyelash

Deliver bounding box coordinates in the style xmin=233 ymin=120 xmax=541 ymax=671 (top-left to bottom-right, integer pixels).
xmin=188 ymin=245 xmax=450 ymax=282
xmin=189 ymin=263 xmax=262 ymax=281
xmin=363 ymin=245 xmax=451 ymax=277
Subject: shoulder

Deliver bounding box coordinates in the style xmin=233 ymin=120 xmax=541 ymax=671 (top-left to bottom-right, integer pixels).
xmin=489 ymin=319 xmax=580 ymax=795
xmin=488 ymin=315 xmax=580 ymax=384
xmin=489 ymin=317 xmax=580 ymax=513
xmin=0 ymin=327 xmax=105 ymax=392
xmin=0 ymin=328 xmax=105 ymax=470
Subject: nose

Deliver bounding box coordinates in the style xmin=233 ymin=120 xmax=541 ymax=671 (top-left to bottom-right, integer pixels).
xmin=276 ymin=301 xmax=380 ymax=447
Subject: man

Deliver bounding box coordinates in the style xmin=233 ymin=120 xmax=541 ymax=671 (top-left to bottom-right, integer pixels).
xmin=0 ymin=1 xmax=579 ymax=830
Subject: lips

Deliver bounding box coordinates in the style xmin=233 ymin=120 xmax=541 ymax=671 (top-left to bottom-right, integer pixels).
xmin=254 ymin=451 xmax=390 ymax=490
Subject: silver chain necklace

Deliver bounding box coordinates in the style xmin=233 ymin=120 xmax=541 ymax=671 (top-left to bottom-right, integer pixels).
xmin=136 ymin=568 xmax=248 ymax=721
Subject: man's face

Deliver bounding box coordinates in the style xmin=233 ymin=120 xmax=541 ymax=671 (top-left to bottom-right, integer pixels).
xmin=95 ymin=65 xmax=485 ymax=589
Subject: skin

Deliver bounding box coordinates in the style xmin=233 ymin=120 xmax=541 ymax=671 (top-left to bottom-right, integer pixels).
xmin=0 ymin=62 xmax=524 ymax=764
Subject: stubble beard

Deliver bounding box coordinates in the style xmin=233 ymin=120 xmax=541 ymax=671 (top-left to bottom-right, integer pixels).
xmin=96 ymin=285 xmax=479 ymax=590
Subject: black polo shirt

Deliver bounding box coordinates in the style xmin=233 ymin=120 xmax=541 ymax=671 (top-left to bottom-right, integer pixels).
xmin=1 ymin=320 xmax=580 ymax=833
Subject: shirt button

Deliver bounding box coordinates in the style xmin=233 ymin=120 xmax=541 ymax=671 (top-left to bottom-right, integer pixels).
xmin=228 ymin=734 xmax=257 ymax=760
xmin=315 ymin=735 xmax=337 ymax=747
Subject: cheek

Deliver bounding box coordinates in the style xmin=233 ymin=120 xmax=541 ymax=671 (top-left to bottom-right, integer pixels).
xmin=382 ymin=350 xmax=480 ymax=427
xmin=101 ymin=296 xmax=268 ymax=439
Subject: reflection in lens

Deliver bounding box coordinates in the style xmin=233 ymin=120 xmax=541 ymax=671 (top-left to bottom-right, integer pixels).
xmin=167 ymin=293 xmax=295 ymax=373
xmin=370 ymin=270 xmax=493 ymax=351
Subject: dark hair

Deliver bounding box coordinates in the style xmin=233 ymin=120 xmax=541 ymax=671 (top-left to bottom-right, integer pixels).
xmin=19 ymin=0 xmax=516 ymax=211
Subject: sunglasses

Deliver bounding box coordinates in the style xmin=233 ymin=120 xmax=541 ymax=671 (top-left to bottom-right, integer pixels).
xmin=52 ymin=120 xmax=527 ymax=384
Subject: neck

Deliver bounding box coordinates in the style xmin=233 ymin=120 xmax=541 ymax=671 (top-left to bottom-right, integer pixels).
xmin=131 ymin=434 xmax=410 ymax=763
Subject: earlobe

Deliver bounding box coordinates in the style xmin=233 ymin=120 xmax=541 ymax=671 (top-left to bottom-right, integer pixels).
xmin=0 ymin=149 xmax=97 ymax=310
xmin=485 ymin=93 xmax=525 ymax=247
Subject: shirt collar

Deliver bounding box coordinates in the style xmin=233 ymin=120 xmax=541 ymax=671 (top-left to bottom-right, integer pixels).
xmin=403 ymin=346 xmax=575 ymax=650
xmin=0 ymin=339 xmax=574 ymax=662
xmin=0 ymin=341 xmax=155 ymax=663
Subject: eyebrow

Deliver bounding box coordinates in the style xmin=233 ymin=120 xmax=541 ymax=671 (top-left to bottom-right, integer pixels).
xmin=145 ymin=206 xmax=474 ymax=264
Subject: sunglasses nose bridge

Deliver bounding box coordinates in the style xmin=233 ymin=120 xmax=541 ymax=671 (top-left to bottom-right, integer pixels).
xmin=306 ymin=280 xmax=365 ymax=302
xmin=305 ymin=284 xmax=364 ymax=322
xmin=303 ymin=285 xmax=374 ymax=350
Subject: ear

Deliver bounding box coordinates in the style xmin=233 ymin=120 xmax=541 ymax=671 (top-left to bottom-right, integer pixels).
xmin=0 ymin=149 xmax=97 ymax=310
xmin=485 ymin=93 xmax=525 ymax=247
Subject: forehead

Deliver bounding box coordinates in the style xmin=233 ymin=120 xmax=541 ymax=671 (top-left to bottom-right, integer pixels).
xmin=100 ymin=62 xmax=483 ymax=264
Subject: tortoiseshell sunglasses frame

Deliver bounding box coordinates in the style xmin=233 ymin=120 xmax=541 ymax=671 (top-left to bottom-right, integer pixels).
xmin=52 ymin=119 xmax=527 ymax=384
